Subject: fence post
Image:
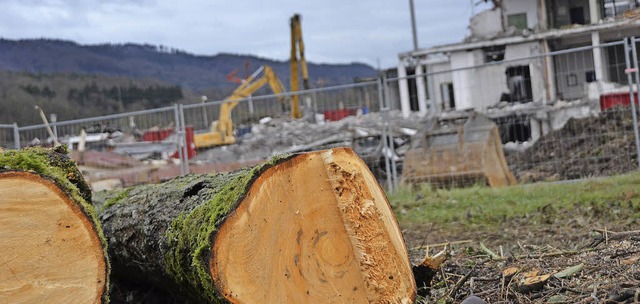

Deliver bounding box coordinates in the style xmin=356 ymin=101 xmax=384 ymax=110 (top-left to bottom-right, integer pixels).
xmin=389 ymin=129 xmax=399 ymax=191
xmin=174 ymin=104 xmax=185 ymax=176
xmin=378 ymin=76 xmax=393 ymax=192
xmin=624 ymin=37 xmax=640 ymax=169
xmin=13 ymin=123 xmax=20 ymax=150
xmin=178 ymin=104 xmax=190 ymax=175
xmin=51 ymin=114 xmax=59 ymax=145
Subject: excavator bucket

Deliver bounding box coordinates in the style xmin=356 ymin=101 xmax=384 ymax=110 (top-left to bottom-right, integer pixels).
xmin=402 ymin=113 xmax=516 ymax=188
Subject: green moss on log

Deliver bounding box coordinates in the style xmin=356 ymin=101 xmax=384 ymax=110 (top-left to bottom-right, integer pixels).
xmin=0 ymin=146 xmax=92 ymax=201
xmin=164 ymin=154 xmax=293 ymax=303
xmin=99 ymin=189 xmax=130 ymax=213
xmin=94 ymin=153 xmax=292 ymax=303
xmin=0 ymin=146 xmax=111 ymax=303
xmin=164 ymin=169 xmax=256 ymax=302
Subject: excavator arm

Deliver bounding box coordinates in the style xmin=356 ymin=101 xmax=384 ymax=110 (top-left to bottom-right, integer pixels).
xmin=195 ymin=65 xmax=288 ymax=148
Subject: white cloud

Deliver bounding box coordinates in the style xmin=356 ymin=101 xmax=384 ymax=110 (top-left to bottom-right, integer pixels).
xmin=0 ymin=0 xmax=479 ymax=68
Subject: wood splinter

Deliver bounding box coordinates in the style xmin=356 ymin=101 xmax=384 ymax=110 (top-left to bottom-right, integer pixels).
xmin=412 ymin=248 xmax=450 ymax=298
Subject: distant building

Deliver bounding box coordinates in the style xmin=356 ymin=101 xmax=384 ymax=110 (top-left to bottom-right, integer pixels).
xmin=396 ymin=0 xmax=640 ymax=117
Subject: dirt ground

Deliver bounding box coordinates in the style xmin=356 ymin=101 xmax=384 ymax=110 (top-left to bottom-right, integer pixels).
xmin=401 ymin=203 xmax=640 ymax=303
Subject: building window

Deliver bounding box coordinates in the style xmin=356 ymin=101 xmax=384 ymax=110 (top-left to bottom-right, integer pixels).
xmin=570 ymin=7 xmax=587 ymax=24
xmin=505 ymin=66 xmax=533 ymax=103
xmin=507 ymin=13 xmax=528 ymax=30
xmin=566 ymin=74 xmax=578 ymax=87
xmin=440 ymin=83 xmax=455 ymax=110
xmin=603 ymin=0 xmax=639 ymax=17
xmin=549 ymin=0 xmax=591 ymax=28
xmin=484 ymin=45 xmax=505 ymax=62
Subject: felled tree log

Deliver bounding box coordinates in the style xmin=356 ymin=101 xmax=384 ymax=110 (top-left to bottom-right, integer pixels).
xmin=94 ymin=147 xmax=415 ymax=303
xmin=0 ymin=147 xmax=109 ymax=303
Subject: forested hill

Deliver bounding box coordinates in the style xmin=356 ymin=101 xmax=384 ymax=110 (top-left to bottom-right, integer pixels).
xmin=0 ymin=38 xmax=377 ymax=91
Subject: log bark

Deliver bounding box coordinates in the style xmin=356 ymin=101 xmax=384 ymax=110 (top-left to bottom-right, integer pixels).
xmin=94 ymin=147 xmax=416 ymax=303
xmin=0 ymin=146 xmax=110 ymax=303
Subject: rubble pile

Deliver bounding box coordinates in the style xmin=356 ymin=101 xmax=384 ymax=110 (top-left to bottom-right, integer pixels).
xmin=506 ymin=107 xmax=638 ymax=182
xmin=194 ymin=110 xmax=419 ymax=164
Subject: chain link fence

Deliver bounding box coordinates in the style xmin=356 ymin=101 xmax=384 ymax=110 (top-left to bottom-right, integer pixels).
xmin=383 ymin=38 xmax=640 ymax=191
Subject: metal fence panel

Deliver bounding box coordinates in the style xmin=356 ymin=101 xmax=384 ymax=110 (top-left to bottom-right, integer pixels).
xmin=183 ymin=81 xmax=381 ymax=133
xmin=16 ymin=106 xmax=189 ymax=187
xmin=0 ymin=124 xmax=18 ymax=149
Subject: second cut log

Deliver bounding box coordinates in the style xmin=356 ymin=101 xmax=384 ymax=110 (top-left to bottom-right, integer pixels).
xmin=95 ymin=147 xmax=415 ymax=303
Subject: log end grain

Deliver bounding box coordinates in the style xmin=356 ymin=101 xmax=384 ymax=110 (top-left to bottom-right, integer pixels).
xmin=0 ymin=172 xmax=108 ymax=303
xmin=210 ymin=147 xmax=415 ymax=303
xmin=0 ymin=147 xmax=109 ymax=303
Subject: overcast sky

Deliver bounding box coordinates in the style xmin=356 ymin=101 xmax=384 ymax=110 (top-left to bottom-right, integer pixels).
xmin=0 ymin=0 xmax=493 ymax=69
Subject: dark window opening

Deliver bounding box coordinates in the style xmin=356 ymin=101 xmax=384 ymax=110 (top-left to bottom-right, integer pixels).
xmin=505 ymin=66 xmax=533 ymax=103
xmin=484 ymin=46 xmax=505 ymax=62
xmin=607 ymin=43 xmax=627 ymax=84
xmin=570 ymin=7 xmax=586 ymax=24
xmin=548 ymin=0 xmax=591 ymax=28
xmin=586 ymin=71 xmax=597 ymax=82
xmin=406 ymin=67 xmax=420 ymax=112
xmin=404 ymin=66 xmax=429 ymax=112
xmin=494 ymin=116 xmax=532 ymax=144
xmin=441 ymin=83 xmax=455 ymax=110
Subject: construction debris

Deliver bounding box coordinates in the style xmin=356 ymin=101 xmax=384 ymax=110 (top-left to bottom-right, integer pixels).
xmin=506 ymin=107 xmax=638 ymax=182
xmin=195 ymin=110 xmax=419 ymax=166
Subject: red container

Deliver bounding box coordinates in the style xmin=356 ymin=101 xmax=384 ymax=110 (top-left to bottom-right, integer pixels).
xmin=142 ymin=126 xmax=196 ymax=159
xmin=600 ymin=92 xmax=639 ymax=111
xmin=323 ymin=109 xmax=350 ymax=121
xmin=142 ymin=128 xmax=174 ymax=142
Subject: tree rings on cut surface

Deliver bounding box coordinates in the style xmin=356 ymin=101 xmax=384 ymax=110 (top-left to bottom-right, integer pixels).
xmin=0 ymin=172 xmax=108 ymax=303
xmin=211 ymin=148 xmax=415 ymax=303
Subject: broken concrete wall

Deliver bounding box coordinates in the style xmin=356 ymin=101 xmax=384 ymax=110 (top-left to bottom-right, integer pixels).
xmin=469 ymin=9 xmax=504 ymax=39
xmin=445 ymin=40 xmax=549 ymax=112
xmin=449 ymin=49 xmax=507 ymax=111
xmin=549 ymin=101 xmax=595 ymax=130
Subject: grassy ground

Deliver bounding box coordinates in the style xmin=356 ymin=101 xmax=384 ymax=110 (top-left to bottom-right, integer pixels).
xmin=390 ymin=172 xmax=640 ymax=231
xmin=388 ymin=172 xmax=640 ymax=261
xmin=388 ymin=173 xmax=640 ymax=303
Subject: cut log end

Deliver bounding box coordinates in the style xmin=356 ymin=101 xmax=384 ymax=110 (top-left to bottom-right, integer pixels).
xmin=211 ymin=148 xmax=415 ymax=303
xmin=0 ymin=172 xmax=107 ymax=303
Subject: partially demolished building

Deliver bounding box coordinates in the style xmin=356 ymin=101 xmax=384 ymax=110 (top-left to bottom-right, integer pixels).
xmin=396 ymin=0 xmax=640 ymax=146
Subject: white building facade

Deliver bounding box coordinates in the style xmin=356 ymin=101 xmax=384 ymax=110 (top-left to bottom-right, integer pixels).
xmin=397 ymin=0 xmax=640 ymax=117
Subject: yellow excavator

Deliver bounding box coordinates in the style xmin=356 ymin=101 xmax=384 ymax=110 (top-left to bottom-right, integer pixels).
xmin=193 ymin=65 xmax=287 ymax=149
xmin=290 ymin=13 xmax=309 ymax=119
